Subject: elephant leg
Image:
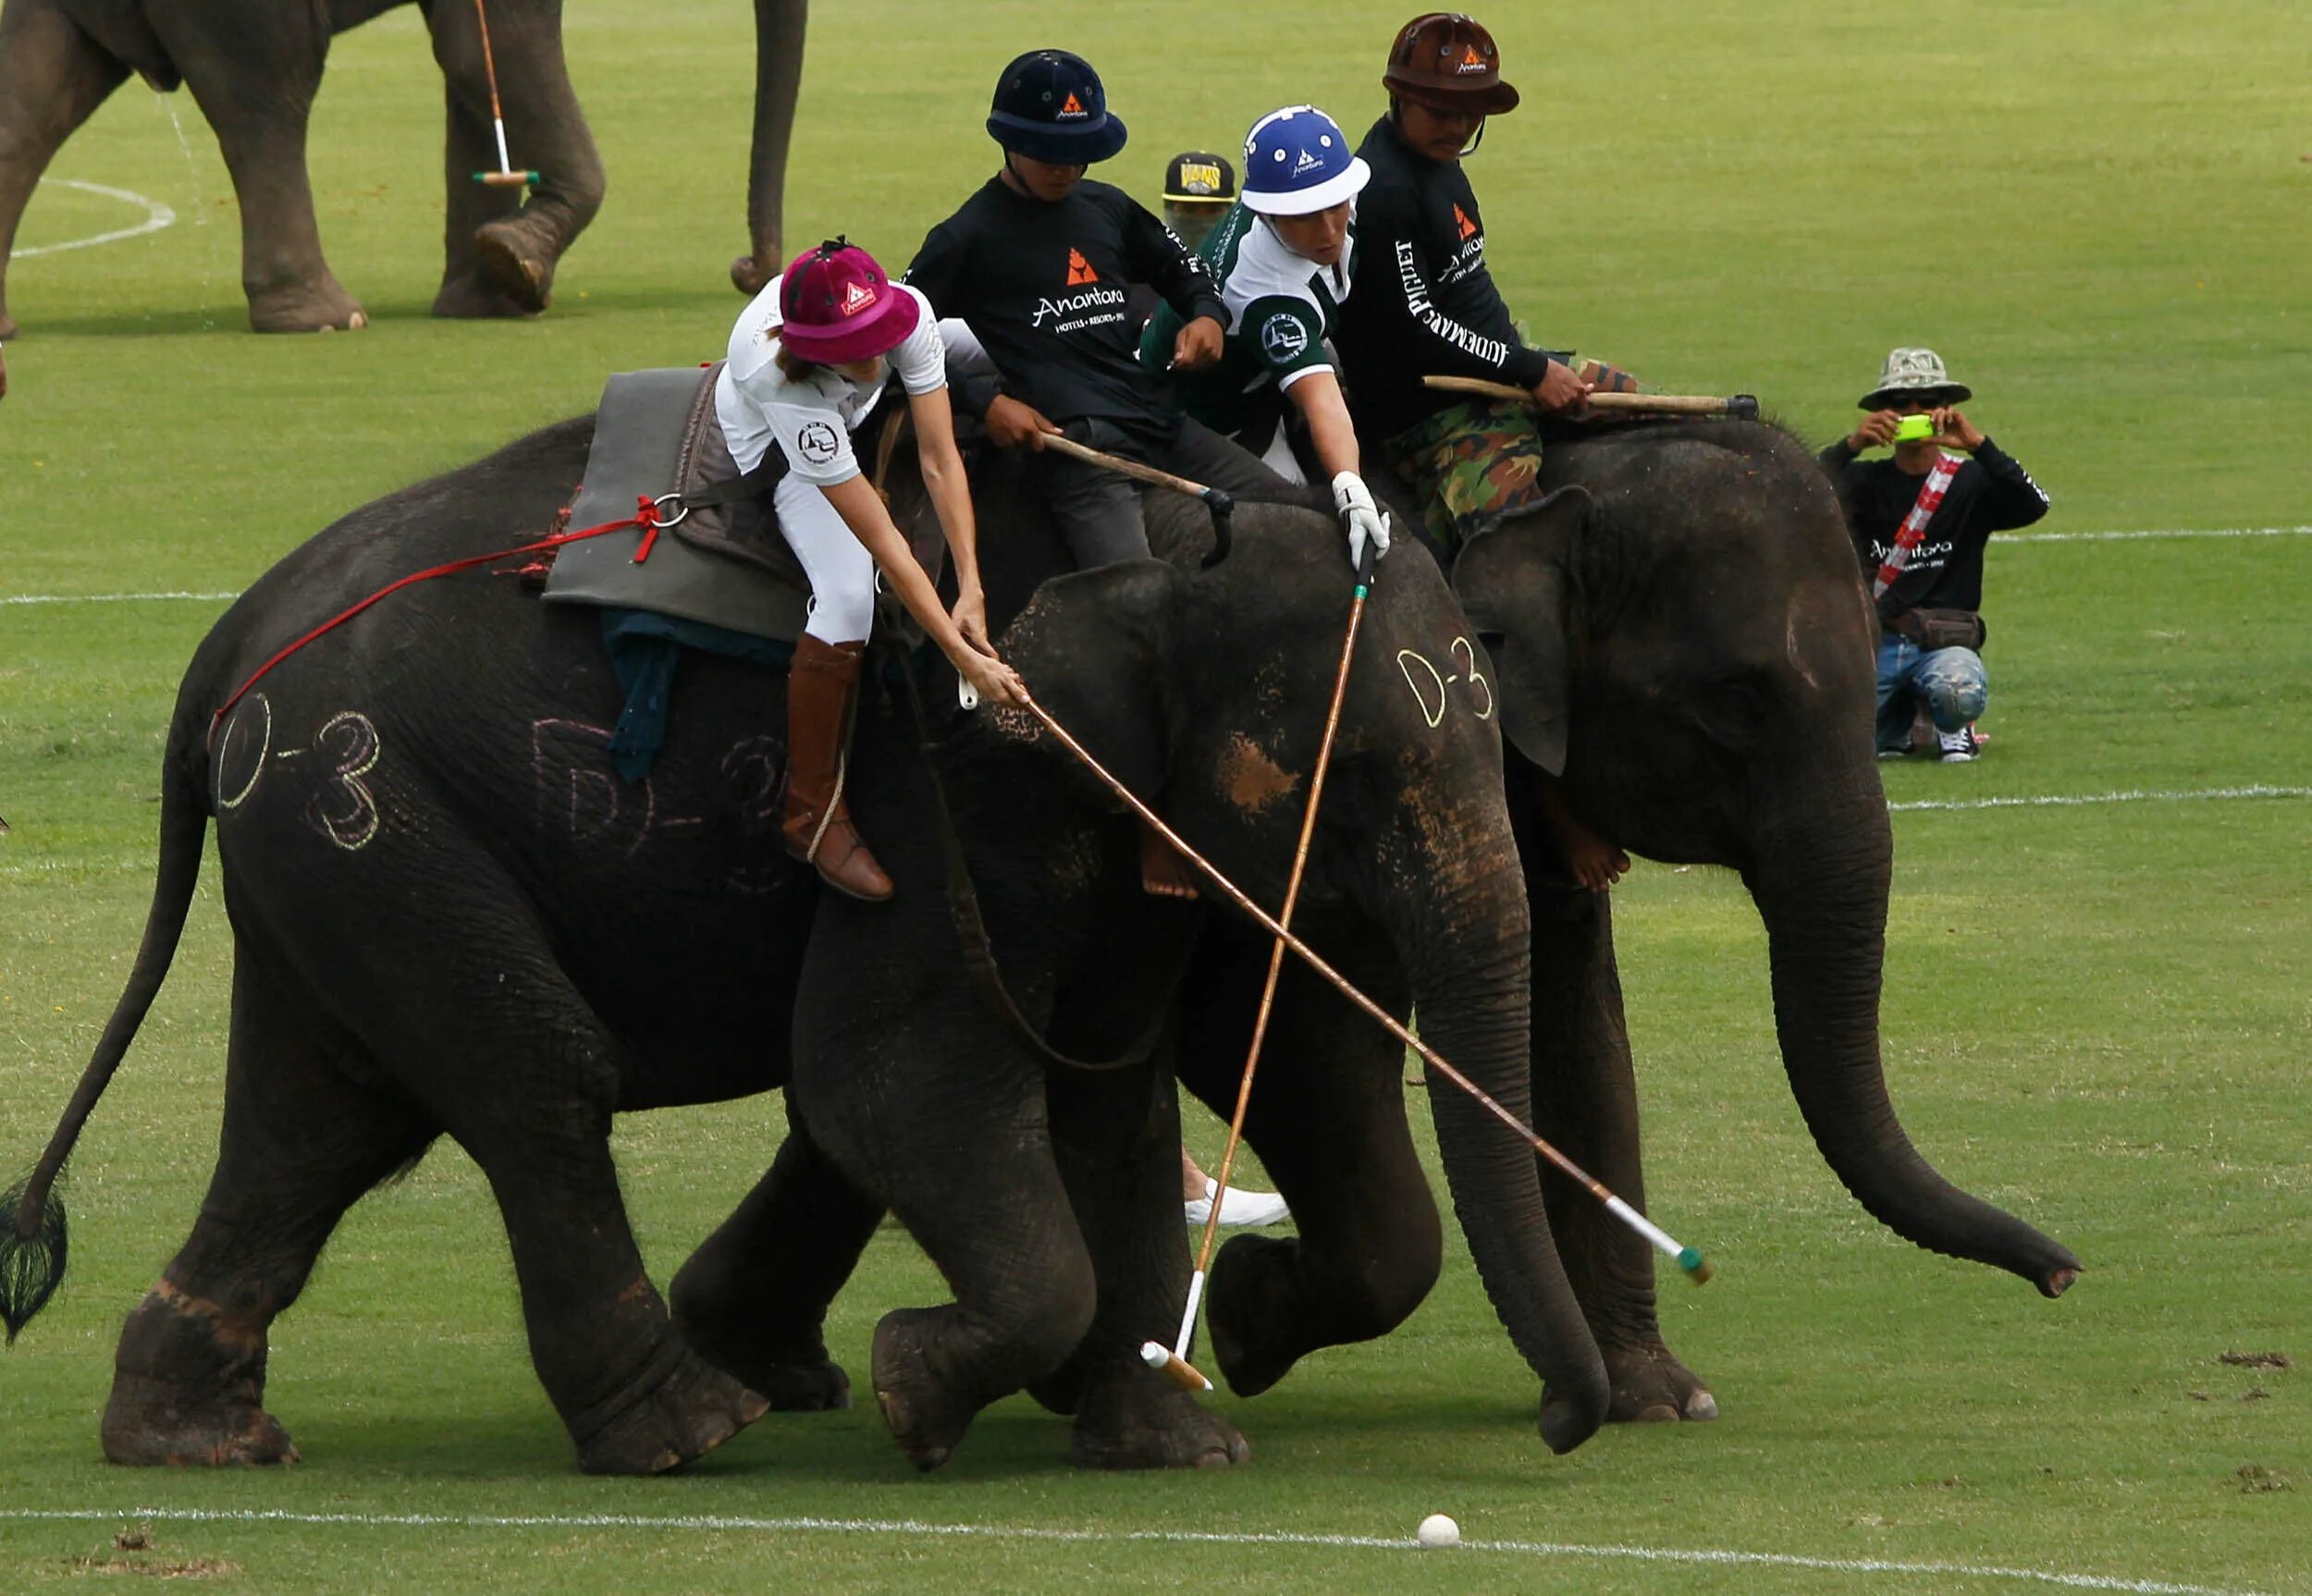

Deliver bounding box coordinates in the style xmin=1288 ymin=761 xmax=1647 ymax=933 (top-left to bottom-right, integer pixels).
xmin=0 ymin=0 xmax=129 ymax=338
xmin=1521 ymin=845 xmax=1716 ymax=1425
xmin=1036 ymin=1056 xmax=1248 ymax=1471
xmin=793 ymin=989 xmax=1098 ymax=1472
xmin=102 ymin=949 xmax=437 ymax=1467
xmin=426 ymin=0 xmax=604 ymax=316
xmin=163 ymin=12 xmax=363 ymax=331
xmin=1177 ymin=927 xmax=1442 ymax=1398
xmin=669 ymin=1098 xmax=880 ymax=1413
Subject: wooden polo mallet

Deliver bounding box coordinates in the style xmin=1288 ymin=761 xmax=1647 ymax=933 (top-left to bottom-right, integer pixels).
xmin=1138 ymin=535 xmax=1381 ymax=1393
xmin=1010 ymin=694 xmax=1715 ymax=1398
xmin=469 ymin=0 xmax=539 ymax=190
xmin=1424 ymin=374 xmax=1760 ymax=419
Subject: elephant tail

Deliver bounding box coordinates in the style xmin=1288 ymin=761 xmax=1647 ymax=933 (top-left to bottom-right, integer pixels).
xmin=2 ymin=688 xmax=213 ymax=1344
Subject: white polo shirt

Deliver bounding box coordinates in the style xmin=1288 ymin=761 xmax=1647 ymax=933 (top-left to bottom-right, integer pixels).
xmin=715 ymin=277 xmax=946 ymax=484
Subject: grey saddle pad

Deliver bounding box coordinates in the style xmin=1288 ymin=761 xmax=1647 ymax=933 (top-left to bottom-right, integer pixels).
xmin=542 ymin=364 xmax=944 ymax=646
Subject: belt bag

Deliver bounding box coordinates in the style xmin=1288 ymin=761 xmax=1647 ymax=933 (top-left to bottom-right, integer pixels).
xmin=1889 ymin=608 xmax=1987 ymax=652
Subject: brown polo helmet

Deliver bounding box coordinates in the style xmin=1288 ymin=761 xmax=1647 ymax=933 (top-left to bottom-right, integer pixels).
xmin=1383 ymin=13 xmax=1520 ymax=115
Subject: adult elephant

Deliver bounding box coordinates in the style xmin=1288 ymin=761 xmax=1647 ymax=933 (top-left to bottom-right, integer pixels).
xmin=1154 ymin=419 xmax=2083 ymax=1430
xmin=1 ymin=414 xmax=1612 ymax=1473
xmin=0 ymin=0 xmax=604 ymax=333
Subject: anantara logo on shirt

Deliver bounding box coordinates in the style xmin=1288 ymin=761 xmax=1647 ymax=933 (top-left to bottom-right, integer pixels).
xmin=1453 ymin=203 xmax=1477 ymax=240
xmin=839 ymin=281 xmax=876 ymax=315
xmin=1064 ymin=248 xmax=1100 ymax=286
xmin=1059 ymin=92 xmax=1087 ymax=118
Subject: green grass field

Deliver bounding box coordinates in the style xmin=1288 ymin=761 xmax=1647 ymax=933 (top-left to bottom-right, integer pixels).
xmin=2 ymin=1 xmax=2307 ymax=1590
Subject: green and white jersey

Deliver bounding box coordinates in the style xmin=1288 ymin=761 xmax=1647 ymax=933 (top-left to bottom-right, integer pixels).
xmin=1140 ymin=201 xmax=1355 ymax=440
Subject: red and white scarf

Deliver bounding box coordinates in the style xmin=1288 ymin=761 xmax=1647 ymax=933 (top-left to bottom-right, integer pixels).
xmin=1872 ymin=450 xmax=1964 ymax=597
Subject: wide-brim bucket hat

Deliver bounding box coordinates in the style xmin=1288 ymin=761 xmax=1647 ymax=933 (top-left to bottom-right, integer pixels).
xmin=1240 ymin=105 xmax=1372 ymax=215
xmin=987 ymin=50 xmax=1129 ymax=166
xmin=777 ymin=239 xmax=920 ymax=365
xmin=1861 ymin=346 xmax=1973 ymax=409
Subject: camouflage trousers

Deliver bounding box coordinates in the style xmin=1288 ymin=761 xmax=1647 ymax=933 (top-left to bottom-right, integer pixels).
xmin=1384 ymin=398 xmax=1547 ymax=558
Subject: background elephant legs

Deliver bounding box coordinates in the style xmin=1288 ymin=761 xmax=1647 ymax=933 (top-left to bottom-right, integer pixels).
xmin=1176 ymin=927 xmax=1443 ymax=1397
xmin=424 ymin=0 xmax=604 ymax=316
xmin=0 ymin=0 xmax=129 ymax=338
xmin=1522 ymin=861 xmax=1717 ymax=1423
xmin=103 ymin=946 xmax=437 ymax=1467
xmin=155 ymin=9 xmax=362 ymax=331
xmin=670 ymin=1098 xmax=881 ymax=1413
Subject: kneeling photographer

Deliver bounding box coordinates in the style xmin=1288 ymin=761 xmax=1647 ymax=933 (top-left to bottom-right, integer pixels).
xmin=1820 ymin=348 xmax=2051 ymax=762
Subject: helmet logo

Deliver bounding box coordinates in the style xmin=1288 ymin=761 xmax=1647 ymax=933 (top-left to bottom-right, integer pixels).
xmin=1059 ymin=91 xmax=1087 ymax=117
xmin=1065 ymin=248 xmax=1100 ymax=286
xmin=1291 ymin=146 xmax=1326 ymax=177
xmin=1454 ymin=203 xmax=1477 ymax=240
xmin=1178 ymin=163 xmax=1222 ymax=195
xmin=838 ymin=281 xmax=877 ymax=316
xmin=1457 ymin=43 xmax=1488 ymax=72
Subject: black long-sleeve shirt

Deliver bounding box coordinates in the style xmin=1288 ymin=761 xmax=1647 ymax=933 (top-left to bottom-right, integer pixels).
xmin=905 ymin=177 xmax=1226 ymax=443
xmin=1816 ymin=438 xmax=2051 ymax=618
xmin=1334 ymin=115 xmax=1557 ymax=443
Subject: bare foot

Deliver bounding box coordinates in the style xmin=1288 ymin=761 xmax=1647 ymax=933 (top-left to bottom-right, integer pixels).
xmin=1139 ymin=821 xmax=1199 ymax=899
xmin=1538 ymin=775 xmax=1627 ymax=892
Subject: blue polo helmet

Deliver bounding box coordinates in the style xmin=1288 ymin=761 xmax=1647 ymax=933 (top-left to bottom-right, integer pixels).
xmin=987 ymin=50 xmax=1129 ymax=166
xmin=1239 ymin=106 xmax=1370 ymax=215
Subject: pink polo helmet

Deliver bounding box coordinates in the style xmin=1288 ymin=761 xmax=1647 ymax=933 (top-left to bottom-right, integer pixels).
xmin=777 ymin=237 xmax=919 ymax=364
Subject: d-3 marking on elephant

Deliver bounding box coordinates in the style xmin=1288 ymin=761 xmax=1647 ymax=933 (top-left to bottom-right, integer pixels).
xmin=0 ymin=415 xmax=1614 ymax=1475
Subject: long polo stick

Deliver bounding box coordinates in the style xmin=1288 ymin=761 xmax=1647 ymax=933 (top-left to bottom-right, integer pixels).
xmin=1423 ymin=374 xmax=1760 ymax=419
xmin=470 ymin=0 xmax=539 ymax=190
xmin=1013 ymin=697 xmax=1713 ymax=1393
xmin=1039 ymin=433 xmax=1232 ymax=506
xmin=1142 ymin=539 xmax=1381 ymax=1395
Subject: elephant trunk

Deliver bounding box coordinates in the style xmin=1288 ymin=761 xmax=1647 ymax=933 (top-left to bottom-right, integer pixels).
xmin=1395 ymin=847 xmax=1611 ymax=1452
xmin=1747 ymin=776 xmax=2081 ymax=1296
xmin=735 ymin=0 xmax=807 ymax=295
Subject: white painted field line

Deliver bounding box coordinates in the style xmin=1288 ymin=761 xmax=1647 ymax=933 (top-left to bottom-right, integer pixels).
xmin=2 ymin=592 xmax=239 ymax=607
xmin=1889 ymin=785 xmax=2311 ymax=814
xmin=2004 ymin=524 xmax=2310 ymax=545
xmin=0 ymin=1508 xmax=2271 ymax=1596
xmin=14 ymin=178 xmax=178 ymax=258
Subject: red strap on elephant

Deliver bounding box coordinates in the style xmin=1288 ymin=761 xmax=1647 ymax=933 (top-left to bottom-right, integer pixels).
xmin=206 ymin=497 xmax=663 ymax=739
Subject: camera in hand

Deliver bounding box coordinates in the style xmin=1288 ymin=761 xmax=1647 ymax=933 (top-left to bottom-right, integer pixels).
xmin=1892 ymin=412 xmax=1937 ymax=444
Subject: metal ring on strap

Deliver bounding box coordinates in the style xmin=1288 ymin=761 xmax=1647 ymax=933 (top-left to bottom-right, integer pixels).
xmin=647 ymin=491 xmax=692 ymax=530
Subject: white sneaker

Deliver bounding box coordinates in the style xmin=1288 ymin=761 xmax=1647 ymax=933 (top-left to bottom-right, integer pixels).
xmin=1185 ymin=1178 xmax=1289 ymax=1228
xmin=1937 ymin=725 xmax=1979 ymax=762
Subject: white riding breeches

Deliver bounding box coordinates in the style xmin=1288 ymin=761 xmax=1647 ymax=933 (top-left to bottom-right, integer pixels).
xmin=775 ymin=470 xmax=878 ymax=644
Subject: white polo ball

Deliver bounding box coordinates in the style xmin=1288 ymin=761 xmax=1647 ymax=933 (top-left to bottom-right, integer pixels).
xmin=1416 ymin=1513 xmax=1459 ymax=1549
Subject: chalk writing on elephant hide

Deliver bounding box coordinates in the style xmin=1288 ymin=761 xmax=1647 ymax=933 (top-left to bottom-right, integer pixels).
xmin=1396 ymin=637 xmax=1495 ymax=729
xmin=528 ymin=718 xmax=796 ymax=896
xmin=213 ymin=695 xmax=385 ymax=852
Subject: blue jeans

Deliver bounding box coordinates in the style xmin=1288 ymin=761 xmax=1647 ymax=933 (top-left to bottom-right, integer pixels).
xmin=1875 ymin=633 xmax=1987 ymax=753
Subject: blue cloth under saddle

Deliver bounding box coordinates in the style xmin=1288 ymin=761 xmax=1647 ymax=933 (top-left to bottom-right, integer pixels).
xmin=601 ymin=608 xmax=793 ymax=782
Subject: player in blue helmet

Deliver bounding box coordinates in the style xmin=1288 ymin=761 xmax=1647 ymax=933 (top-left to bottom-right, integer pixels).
xmin=1143 ymin=104 xmax=1391 ymax=569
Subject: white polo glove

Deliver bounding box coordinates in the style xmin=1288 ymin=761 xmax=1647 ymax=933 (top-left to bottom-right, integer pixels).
xmin=1331 ymin=471 xmax=1392 ymax=571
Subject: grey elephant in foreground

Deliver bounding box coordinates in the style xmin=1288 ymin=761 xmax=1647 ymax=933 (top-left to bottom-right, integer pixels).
xmin=1 ymin=413 xmax=1615 ymax=1474
xmin=0 ymin=0 xmax=808 ymax=337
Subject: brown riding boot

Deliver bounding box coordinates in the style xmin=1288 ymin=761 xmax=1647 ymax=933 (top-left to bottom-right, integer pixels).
xmin=781 ymin=636 xmax=894 ymax=902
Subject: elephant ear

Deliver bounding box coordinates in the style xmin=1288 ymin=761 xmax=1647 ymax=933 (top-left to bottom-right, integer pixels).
xmin=1449 ymin=486 xmax=1594 ymax=775
xmin=1002 ymin=560 xmax=1192 ymax=798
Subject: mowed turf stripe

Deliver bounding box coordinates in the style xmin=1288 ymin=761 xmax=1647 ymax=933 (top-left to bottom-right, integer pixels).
xmin=0 ymin=1509 xmax=2271 ymax=1596
xmin=3 ymin=525 xmax=2309 ymax=610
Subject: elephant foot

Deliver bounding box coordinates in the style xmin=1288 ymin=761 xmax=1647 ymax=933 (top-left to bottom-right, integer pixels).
xmin=669 ymin=1268 xmax=851 ymax=1412
xmin=103 ymin=1281 xmax=298 ymax=1466
xmin=473 ymin=220 xmax=554 ymax=314
xmin=572 ymin=1346 xmax=769 ymax=1476
xmin=1070 ymin=1370 xmax=1248 ymax=1471
xmin=732 ymin=253 xmax=773 ymax=296
xmin=1600 ymin=1340 xmax=1717 ymax=1425
xmin=1204 ymin=1234 xmax=1306 ymax=1397
xmin=247 ymin=276 xmax=366 ymax=334
xmin=871 ymin=1307 xmax=981 ymax=1473
xmin=431 ymin=268 xmax=540 ymax=321
xmin=101 ymin=1369 xmax=300 ymax=1467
